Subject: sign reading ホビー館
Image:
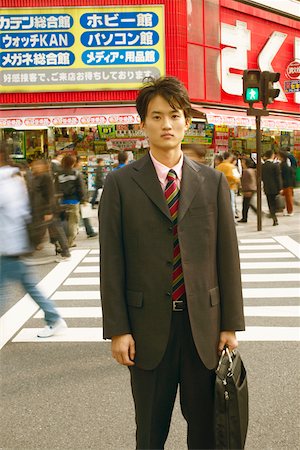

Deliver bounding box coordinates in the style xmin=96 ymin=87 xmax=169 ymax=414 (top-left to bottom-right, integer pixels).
xmin=0 ymin=6 xmax=165 ymax=93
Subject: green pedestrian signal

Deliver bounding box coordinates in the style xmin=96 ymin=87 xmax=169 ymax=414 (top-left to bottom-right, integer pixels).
xmin=245 ymin=87 xmax=259 ymax=102
xmin=243 ymin=69 xmax=261 ymax=105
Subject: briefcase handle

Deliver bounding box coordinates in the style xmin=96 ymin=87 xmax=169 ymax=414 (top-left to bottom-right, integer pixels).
xmin=216 ymin=347 xmax=236 ymax=376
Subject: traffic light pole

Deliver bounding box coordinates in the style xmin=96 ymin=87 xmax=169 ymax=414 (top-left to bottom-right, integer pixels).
xmin=247 ymin=107 xmax=269 ymax=231
xmin=243 ymin=69 xmax=280 ymax=230
xmin=255 ymin=115 xmax=262 ymax=231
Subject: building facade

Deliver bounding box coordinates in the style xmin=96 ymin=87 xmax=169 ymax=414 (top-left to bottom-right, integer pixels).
xmin=0 ymin=0 xmax=299 ymax=183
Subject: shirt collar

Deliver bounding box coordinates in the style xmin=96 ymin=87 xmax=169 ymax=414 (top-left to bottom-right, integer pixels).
xmin=149 ymin=151 xmax=183 ymax=185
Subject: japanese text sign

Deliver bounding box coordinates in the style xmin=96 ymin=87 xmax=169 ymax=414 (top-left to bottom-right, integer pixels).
xmin=0 ymin=6 xmax=165 ymax=93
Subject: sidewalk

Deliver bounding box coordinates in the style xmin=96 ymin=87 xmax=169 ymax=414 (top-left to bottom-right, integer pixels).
xmin=26 ymin=188 xmax=300 ymax=262
xmin=24 ymin=210 xmax=100 ymax=264
xmin=235 ymin=188 xmax=300 ymax=242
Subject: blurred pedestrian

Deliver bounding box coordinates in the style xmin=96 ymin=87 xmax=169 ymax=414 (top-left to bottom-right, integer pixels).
xmin=231 ymin=155 xmax=241 ymax=217
xmin=262 ymin=149 xmax=283 ymax=226
xmin=181 ymin=143 xmax=207 ymax=164
xmin=58 ymin=154 xmax=86 ymax=247
xmin=213 ymin=154 xmax=223 ymax=168
xmin=29 ymin=159 xmax=55 ymax=249
xmin=0 ymin=143 xmax=67 ymax=338
xmin=51 ymin=152 xmax=63 ymax=175
xmin=238 ymin=158 xmax=257 ymax=223
xmin=100 ymin=76 xmax=244 ymax=450
xmin=114 ymin=151 xmax=129 ymax=170
xmin=28 ymin=158 xmax=71 ymax=260
xmin=278 ymin=150 xmax=295 ymax=216
xmin=284 ymin=147 xmax=297 ymax=172
xmin=91 ymin=158 xmax=105 ymax=209
xmin=216 ymin=152 xmax=240 ymax=222
xmin=74 ymin=156 xmax=97 ymax=238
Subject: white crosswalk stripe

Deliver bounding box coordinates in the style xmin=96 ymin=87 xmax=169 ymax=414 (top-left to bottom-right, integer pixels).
xmin=6 ymin=235 xmax=300 ymax=345
xmin=238 ymin=236 xmax=300 ymax=342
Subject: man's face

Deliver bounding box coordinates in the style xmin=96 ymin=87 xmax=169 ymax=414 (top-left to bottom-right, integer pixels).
xmin=142 ymin=95 xmax=190 ymax=153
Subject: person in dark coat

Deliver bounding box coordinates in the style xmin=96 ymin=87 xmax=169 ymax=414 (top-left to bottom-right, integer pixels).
xmin=278 ymin=150 xmax=295 ymax=216
xmin=58 ymin=154 xmax=86 ymax=247
xmin=30 ymin=159 xmax=70 ymax=259
xmin=91 ymin=158 xmax=105 ymax=209
xmin=238 ymin=157 xmax=257 ymax=223
xmin=99 ymin=76 xmax=245 ymax=449
xmin=262 ymin=149 xmax=283 ymax=226
xmin=74 ymin=157 xmax=98 ymax=238
xmin=29 ymin=159 xmax=56 ymax=248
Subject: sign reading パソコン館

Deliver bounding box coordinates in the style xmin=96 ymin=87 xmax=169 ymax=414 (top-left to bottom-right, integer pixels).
xmin=0 ymin=6 xmax=165 ymax=93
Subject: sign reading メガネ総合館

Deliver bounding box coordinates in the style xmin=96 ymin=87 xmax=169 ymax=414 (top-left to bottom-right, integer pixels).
xmin=0 ymin=6 xmax=165 ymax=93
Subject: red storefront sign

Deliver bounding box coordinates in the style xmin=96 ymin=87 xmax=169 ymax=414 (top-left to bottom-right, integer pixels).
xmin=218 ymin=0 xmax=299 ymax=113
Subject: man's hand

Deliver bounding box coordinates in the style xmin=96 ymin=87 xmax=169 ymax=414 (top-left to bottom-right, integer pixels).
xmin=111 ymin=334 xmax=135 ymax=366
xmin=218 ymin=331 xmax=238 ymax=355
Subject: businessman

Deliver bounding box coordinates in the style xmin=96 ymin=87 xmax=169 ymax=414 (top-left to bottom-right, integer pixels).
xmin=99 ymin=76 xmax=245 ymax=449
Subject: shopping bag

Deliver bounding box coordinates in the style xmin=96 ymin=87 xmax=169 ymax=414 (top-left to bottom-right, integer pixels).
xmin=96 ymin=188 xmax=103 ymax=202
xmin=215 ymin=348 xmax=249 ymax=449
xmin=80 ymin=203 xmax=93 ymax=219
xmin=275 ymin=194 xmax=285 ymax=212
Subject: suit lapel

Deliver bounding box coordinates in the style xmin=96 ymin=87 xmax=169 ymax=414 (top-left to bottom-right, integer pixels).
xmin=130 ymin=154 xmax=204 ymax=223
xmin=178 ymin=157 xmax=205 ymax=223
xmin=131 ymin=153 xmax=172 ymax=221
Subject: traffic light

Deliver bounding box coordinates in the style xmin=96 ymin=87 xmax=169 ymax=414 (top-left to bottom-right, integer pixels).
xmin=261 ymin=71 xmax=280 ymax=108
xmin=243 ymin=70 xmax=261 ymax=105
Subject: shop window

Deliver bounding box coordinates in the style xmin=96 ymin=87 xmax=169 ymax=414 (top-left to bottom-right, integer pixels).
xmin=187 ymin=0 xmax=203 ymax=44
xmin=2 ymin=129 xmax=25 ymax=159
xmin=25 ymin=130 xmax=47 ymax=160
xmin=188 ymin=44 xmax=205 ymax=100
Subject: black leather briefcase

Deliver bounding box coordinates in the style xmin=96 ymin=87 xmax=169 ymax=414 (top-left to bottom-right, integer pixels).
xmin=215 ymin=348 xmax=249 ymax=449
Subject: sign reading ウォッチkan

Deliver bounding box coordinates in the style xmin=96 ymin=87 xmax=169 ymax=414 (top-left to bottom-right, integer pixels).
xmin=0 ymin=6 xmax=165 ymax=93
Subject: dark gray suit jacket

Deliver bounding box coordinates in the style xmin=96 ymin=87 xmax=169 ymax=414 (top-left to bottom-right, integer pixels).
xmin=262 ymin=160 xmax=282 ymax=195
xmin=99 ymin=154 xmax=245 ymax=370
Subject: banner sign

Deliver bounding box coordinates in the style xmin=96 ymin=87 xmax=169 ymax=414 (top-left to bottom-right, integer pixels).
xmin=0 ymin=6 xmax=165 ymax=93
xmin=206 ymin=113 xmax=300 ymax=131
xmin=0 ymin=113 xmax=140 ymax=129
xmin=284 ymin=80 xmax=300 ymax=93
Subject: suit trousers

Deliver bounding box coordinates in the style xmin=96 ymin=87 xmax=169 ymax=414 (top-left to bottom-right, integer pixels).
xmin=266 ymin=194 xmax=277 ymax=218
xmin=129 ymin=309 xmax=216 ymax=450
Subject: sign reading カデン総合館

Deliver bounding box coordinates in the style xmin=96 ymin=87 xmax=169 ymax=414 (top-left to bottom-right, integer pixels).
xmin=0 ymin=6 xmax=165 ymax=93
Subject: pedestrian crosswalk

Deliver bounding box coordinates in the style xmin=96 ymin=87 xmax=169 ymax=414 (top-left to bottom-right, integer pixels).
xmin=2 ymin=235 xmax=300 ymax=346
xmin=236 ymin=236 xmax=300 ymax=342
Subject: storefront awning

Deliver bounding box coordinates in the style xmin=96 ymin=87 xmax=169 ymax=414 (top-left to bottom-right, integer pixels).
xmin=0 ymin=105 xmax=140 ymax=129
xmin=193 ymin=107 xmax=300 ymax=131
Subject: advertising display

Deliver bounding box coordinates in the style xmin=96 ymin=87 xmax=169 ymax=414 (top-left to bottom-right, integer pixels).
xmin=0 ymin=5 xmax=165 ymax=92
xmin=218 ymin=1 xmax=300 ymax=113
xmin=0 ymin=0 xmax=299 ymax=165
xmin=187 ymin=0 xmax=300 ymax=114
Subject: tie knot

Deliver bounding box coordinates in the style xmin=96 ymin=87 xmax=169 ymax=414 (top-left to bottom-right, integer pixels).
xmin=167 ymin=169 xmax=177 ymax=182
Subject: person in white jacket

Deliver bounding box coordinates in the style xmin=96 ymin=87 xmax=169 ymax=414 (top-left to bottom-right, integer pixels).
xmin=0 ymin=143 xmax=67 ymax=338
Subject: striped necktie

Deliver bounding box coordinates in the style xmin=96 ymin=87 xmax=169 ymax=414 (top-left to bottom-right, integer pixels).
xmin=164 ymin=169 xmax=186 ymax=301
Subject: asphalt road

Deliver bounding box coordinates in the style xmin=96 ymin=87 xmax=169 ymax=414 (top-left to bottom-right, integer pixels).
xmin=1 ymin=196 xmax=299 ymax=450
